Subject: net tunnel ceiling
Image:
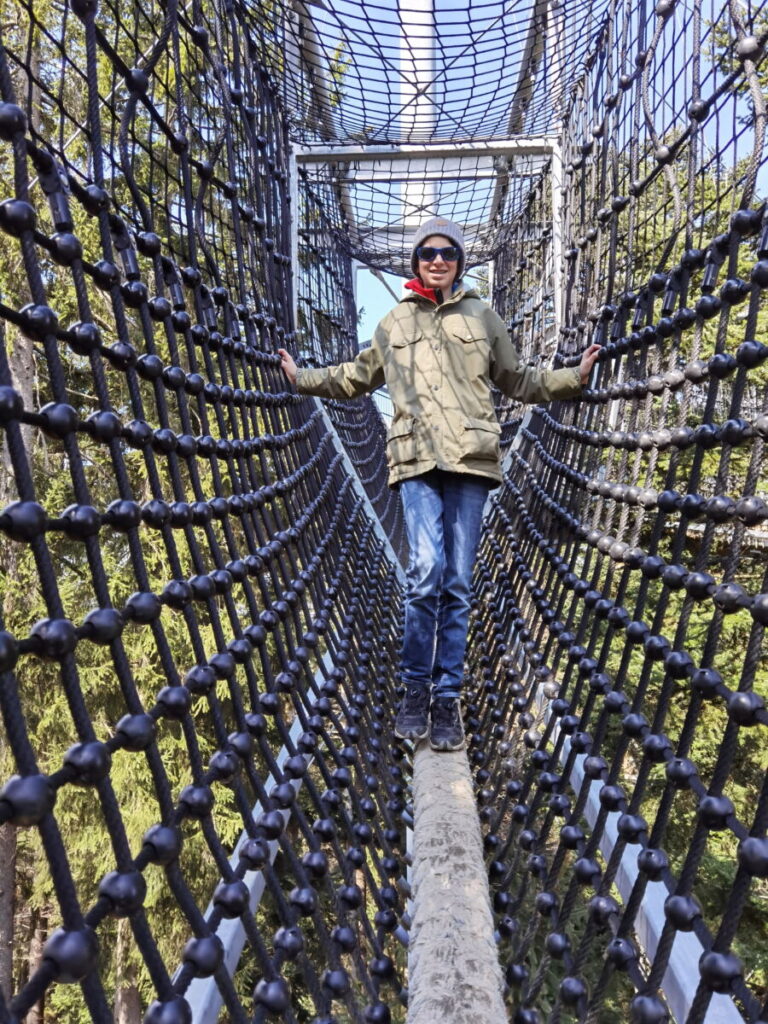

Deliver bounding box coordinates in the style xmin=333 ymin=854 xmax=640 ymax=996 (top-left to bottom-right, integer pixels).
xmin=268 ymin=0 xmax=614 ymax=274
xmin=281 ymin=0 xmax=610 ymax=144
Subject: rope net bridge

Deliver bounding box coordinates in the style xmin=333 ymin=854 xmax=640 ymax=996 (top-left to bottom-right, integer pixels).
xmin=0 ymin=0 xmax=765 ymax=1021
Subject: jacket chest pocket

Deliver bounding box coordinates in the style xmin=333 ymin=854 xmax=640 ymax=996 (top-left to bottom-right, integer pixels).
xmin=448 ymin=327 xmax=490 ymax=378
xmin=387 ymin=327 xmax=430 ymax=387
xmin=390 ymin=327 xmax=424 ymax=363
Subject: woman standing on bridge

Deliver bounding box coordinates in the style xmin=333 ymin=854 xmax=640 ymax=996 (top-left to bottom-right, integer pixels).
xmin=279 ymin=216 xmax=600 ymax=751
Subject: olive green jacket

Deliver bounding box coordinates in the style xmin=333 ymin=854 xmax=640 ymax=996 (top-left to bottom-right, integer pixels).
xmin=295 ymin=284 xmax=582 ymax=486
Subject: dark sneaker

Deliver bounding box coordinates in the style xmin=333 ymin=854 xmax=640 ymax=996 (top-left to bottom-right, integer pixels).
xmin=394 ymin=686 xmax=430 ymax=740
xmin=429 ymin=697 xmax=465 ymax=751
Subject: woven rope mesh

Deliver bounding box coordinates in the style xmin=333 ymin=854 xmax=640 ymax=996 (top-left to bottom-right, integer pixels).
xmin=0 ymin=0 xmax=766 ymax=1022
xmin=280 ymin=0 xmax=610 ymax=145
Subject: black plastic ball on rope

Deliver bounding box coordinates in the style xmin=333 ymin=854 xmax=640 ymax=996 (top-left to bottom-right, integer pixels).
xmin=505 ymin=960 xmax=529 ymax=986
xmin=43 ymin=925 xmax=99 ymax=982
xmin=364 ymin=1002 xmax=391 ymax=1023
xmin=560 ymin=976 xmax=587 ymax=1005
xmin=0 ymin=198 xmax=36 ymax=236
xmin=664 ymin=893 xmax=702 ymax=930
xmin=637 ymin=848 xmax=669 ymax=880
xmin=98 ymin=869 xmax=147 ymax=917
xmin=92 ymin=259 xmax=121 ymax=289
xmin=182 ymin=934 xmax=224 ymax=977
xmin=322 ymin=967 xmax=351 ymax=997
xmin=696 ymin=294 xmax=721 ymax=319
xmin=115 ymin=712 xmax=156 ymax=751
xmin=274 ymin=926 xmax=304 ymax=959
xmin=61 ymin=503 xmax=101 ymax=540
xmin=732 ymin=208 xmax=762 ymax=235
xmin=142 ymin=824 xmax=183 ymax=865
xmin=666 ymin=758 xmax=698 ymax=788
xmin=737 ymin=496 xmax=768 ymax=526
xmin=699 ymin=950 xmax=744 ymax=993
xmin=1 ymin=500 xmax=46 ymax=542
xmin=728 ymin=690 xmax=765 ymax=725
xmin=0 ymin=773 xmax=56 ymax=825
xmin=698 ymin=794 xmax=735 ymax=829
xmin=737 ymin=836 xmax=768 ymax=876
xmin=289 ymin=886 xmax=318 ymax=916
xmin=178 ymin=783 xmax=214 ymax=819
xmin=254 ymin=976 xmax=291 ymax=1016
xmin=630 ymin=994 xmax=669 ymax=1023
xmin=331 ymin=925 xmax=356 ymax=952
xmin=125 ymin=591 xmax=162 ymax=624
xmin=31 ymin=617 xmax=77 ymax=659
xmin=240 ymin=838 xmax=269 ymax=870
xmin=213 ymin=879 xmax=249 ymax=918
xmin=514 ymin=1006 xmax=541 ymax=1023
xmin=691 ymin=666 xmax=723 ymax=697
xmin=143 ymin=996 xmax=192 ymax=1024
xmin=19 ymin=302 xmax=59 ymax=341
xmin=50 ymin=231 xmax=83 ymax=265
xmin=534 ymin=891 xmax=558 ymax=915
xmin=0 ymin=102 xmax=26 ymax=138
xmin=64 ymin=740 xmax=111 ymax=785
xmin=719 ymin=278 xmax=749 ymax=304
xmin=713 ymin=582 xmax=751 ymax=613
xmin=606 ymin=936 xmax=638 ymax=968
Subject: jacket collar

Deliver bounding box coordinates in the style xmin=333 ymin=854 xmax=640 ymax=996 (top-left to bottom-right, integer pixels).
xmin=403 ymin=278 xmax=476 ymax=307
xmin=404 ymin=277 xmax=440 ymax=303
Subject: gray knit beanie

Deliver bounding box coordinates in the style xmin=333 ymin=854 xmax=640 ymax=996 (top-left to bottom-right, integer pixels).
xmin=410 ymin=216 xmax=466 ymax=280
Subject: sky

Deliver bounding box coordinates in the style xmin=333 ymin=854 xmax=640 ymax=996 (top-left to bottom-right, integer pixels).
xmin=355 ymin=267 xmax=403 ymax=343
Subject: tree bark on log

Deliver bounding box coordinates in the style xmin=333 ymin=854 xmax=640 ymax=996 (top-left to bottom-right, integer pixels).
xmin=407 ymin=742 xmax=507 ymax=1024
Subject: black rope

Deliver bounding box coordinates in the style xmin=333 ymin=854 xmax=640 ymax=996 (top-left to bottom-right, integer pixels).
xmin=1 ymin=0 xmax=767 ymax=1021
xmin=0 ymin=1 xmax=408 ymax=1022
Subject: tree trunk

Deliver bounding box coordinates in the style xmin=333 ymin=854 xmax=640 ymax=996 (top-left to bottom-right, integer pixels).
xmin=114 ymin=920 xmax=141 ymax=1024
xmin=2 ymin=322 xmax=35 ymax=475
xmin=27 ymin=909 xmax=46 ymax=1024
xmin=115 ymin=983 xmax=142 ymax=1024
xmin=0 ymin=824 xmax=15 ymax=1001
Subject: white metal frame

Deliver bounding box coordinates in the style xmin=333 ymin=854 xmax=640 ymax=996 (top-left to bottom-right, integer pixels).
xmin=293 ymin=138 xmax=557 ymax=165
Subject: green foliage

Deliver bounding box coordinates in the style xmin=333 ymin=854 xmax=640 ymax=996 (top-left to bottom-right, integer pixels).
xmin=0 ymin=0 xmax=295 ymax=1015
xmin=329 ymin=41 xmax=352 ymax=109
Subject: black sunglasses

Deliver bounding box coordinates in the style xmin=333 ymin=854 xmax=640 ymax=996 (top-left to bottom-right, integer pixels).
xmin=416 ymin=245 xmax=460 ymax=262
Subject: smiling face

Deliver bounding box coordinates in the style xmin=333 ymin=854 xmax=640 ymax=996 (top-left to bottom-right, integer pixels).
xmin=417 ymin=234 xmax=460 ymax=292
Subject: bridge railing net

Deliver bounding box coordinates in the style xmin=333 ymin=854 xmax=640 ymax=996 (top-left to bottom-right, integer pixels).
xmin=296 ymin=178 xmax=405 ymax=560
xmin=0 ymin=0 xmax=409 ymax=1022
xmin=471 ymin=1 xmax=768 ymax=1022
xmin=1 ymin=0 xmax=768 ymax=1020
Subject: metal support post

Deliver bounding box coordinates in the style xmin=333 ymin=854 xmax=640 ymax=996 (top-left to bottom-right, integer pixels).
xmin=550 ymin=140 xmax=565 ymax=339
xmin=548 ymin=0 xmax=567 ymax=339
xmin=288 ymin=147 xmax=299 ymax=335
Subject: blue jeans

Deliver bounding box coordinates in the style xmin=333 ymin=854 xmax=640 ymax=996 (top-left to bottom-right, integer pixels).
xmin=399 ymin=470 xmax=492 ymax=699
